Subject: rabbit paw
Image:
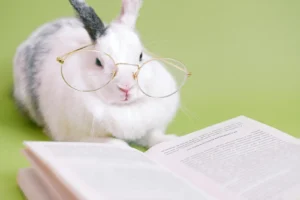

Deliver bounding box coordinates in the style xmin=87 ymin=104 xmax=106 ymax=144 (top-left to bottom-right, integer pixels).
xmin=136 ymin=130 xmax=178 ymax=148
xmin=81 ymin=137 xmax=130 ymax=147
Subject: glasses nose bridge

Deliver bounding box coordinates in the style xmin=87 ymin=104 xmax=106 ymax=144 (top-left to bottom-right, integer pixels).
xmin=115 ymin=62 xmax=141 ymax=80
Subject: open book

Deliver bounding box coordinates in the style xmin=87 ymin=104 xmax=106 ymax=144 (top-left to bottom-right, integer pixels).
xmin=18 ymin=116 xmax=300 ymax=200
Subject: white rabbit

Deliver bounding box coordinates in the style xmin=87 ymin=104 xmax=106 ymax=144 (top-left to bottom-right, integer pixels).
xmin=13 ymin=0 xmax=182 ymax=148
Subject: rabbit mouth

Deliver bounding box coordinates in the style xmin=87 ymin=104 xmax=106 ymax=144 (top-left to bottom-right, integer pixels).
xmin=123 ymin=93 xmax=130 ymax=101
xmin=94 ymin=89 xmax=143 ymax=105
xmin=119 ymin=94 xmax=141 ymax=105
xmin=121 ymin=94 xmax=130 ymax=102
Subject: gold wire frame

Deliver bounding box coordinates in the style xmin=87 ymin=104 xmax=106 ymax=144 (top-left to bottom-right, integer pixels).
xmin=56 ymin=44 xmax=192 ymax=98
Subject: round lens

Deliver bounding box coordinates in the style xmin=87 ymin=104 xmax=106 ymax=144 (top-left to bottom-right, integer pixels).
xmin=60 ymin=50 xmax=115 ymax=92
xmin=138 ymin=58 xmax=188 ymax=98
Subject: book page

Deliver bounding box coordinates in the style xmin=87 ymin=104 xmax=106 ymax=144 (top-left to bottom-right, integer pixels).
xmin=22 ymin=149 xmax=76 ymax=200
xmin=23 ymin=142 xmax=214 ymax=200
xmin=17 ymin=168 xmax=60 ymax=200
xmin=146 ymin=116 xmax=300 ymax=200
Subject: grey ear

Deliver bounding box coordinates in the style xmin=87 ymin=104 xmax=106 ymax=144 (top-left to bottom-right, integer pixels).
xmin=69 ymin=0 xmax=105 ymax=41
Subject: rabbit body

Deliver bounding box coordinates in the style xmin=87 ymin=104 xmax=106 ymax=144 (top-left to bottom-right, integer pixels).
xmin=13 ymin=0 xmax=180 ymax=147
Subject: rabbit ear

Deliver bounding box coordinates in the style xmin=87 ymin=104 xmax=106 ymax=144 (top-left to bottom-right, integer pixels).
xmin=117 ymin=0 xmax=143 ymax=28
xmin=69 ymin=0 xmax=105 ymax=41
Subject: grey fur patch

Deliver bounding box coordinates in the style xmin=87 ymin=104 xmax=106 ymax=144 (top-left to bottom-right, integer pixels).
xmin=69 ymin=0 xmax=106 ymax=41
xmin=14 ymin=95 xmax=31 ymax=119
xmin=22 ymin=19 xmax=83 ymax=125
xmin=25 ymin=43 xmax=47 ymax=124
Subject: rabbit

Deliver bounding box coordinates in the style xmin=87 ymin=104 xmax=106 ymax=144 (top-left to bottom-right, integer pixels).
xmin=12 ymin=0 xmax=181 ymax=148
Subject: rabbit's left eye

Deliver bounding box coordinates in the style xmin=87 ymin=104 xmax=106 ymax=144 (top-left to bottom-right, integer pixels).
xmin=95 ymin=58 xmax=103 ymax=67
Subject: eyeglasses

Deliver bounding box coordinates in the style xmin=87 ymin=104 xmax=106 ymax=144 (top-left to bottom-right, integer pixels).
xmin=56 ymin=44 xmax=191 ymax=98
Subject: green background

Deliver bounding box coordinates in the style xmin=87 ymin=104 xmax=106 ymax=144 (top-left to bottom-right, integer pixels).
xmin=1 ymin=0 xmax=300 ymax=199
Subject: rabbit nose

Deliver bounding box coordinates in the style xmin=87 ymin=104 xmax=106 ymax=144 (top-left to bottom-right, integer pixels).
xmin=118 ymin=85 xmax=130 ymax=93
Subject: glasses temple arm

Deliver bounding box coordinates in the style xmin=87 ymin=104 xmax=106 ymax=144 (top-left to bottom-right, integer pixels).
xmin=160 ymin=59 xmax=192 ymax=76
xmin=56 ymin=44 xmax=94 ymax=64
xmin=144 ymin=49 xmax=191 ymax=76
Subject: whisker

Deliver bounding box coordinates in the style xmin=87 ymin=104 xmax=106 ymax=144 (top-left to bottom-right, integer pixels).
xmin=90 ymin=114 xmax=95 ymax=137
xmin=180 ymin=103 xmax=202 ymax=124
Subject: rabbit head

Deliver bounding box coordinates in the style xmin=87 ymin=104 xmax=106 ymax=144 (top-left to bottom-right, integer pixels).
xmin=69 ymin=0 xmax=177 ymax=105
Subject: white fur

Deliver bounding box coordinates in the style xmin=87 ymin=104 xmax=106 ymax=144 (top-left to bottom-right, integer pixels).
xmin=13 ymin=0 xmax=180 ymax=148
